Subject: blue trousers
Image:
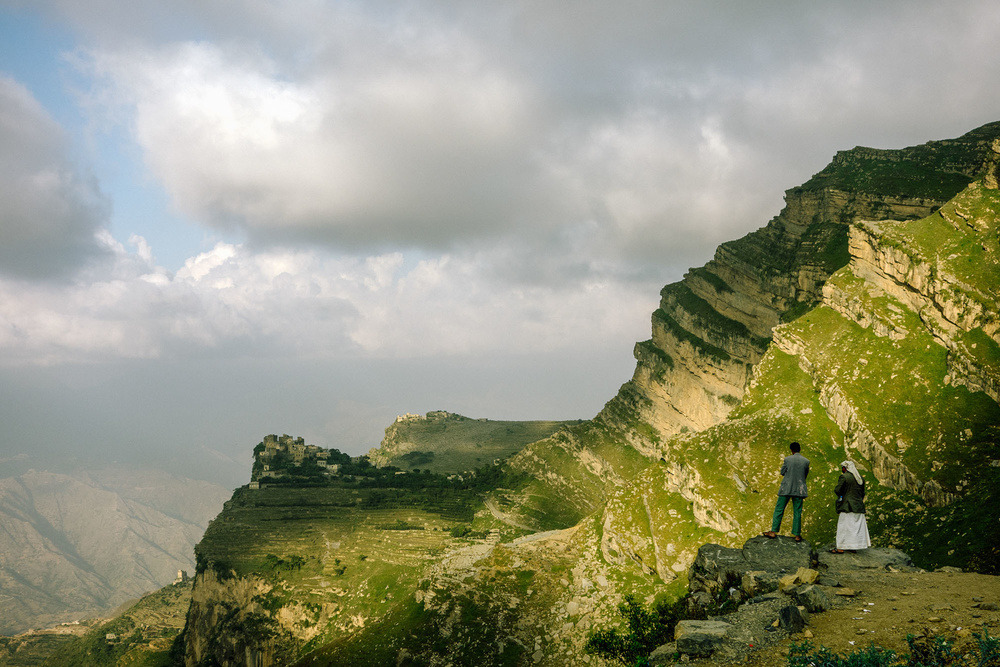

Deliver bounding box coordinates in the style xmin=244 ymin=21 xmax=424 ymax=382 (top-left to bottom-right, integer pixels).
xmin=771 ymin=495 xmax=803 ymax=536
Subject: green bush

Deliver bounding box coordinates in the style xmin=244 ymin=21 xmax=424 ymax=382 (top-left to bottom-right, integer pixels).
xmin=583 ymin=594 xmax=687 ymax=666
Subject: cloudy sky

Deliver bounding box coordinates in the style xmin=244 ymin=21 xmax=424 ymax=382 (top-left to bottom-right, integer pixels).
xmin=1 ymin=1 xmax=999 ymax=486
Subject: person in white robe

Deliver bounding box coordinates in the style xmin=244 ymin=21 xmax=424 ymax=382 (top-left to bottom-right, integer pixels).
xmin=832 ymin=460 xmax=870 ymax=553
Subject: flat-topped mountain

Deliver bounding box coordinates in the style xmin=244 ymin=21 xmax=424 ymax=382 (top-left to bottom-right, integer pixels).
xmin=368 ymin=411 xmax=576 ymax=474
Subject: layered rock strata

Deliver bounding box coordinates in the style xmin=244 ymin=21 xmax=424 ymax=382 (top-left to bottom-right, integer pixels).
xmin=600 ymin=122 xmax=1000 ymax=444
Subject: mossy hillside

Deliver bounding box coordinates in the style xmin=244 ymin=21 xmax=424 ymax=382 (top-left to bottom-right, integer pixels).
xmin=960 ymin=328 xmax=1000 ymax=379
xmin=190 ymin=462 xmax=537 ymax=661
xmin=863 ymin=455 xmax=1000 ymax=572
xmin=372 ymin=412 xmax=575 ymax=475
xmin=869 ymin=181 xmax=1000 ymax=301
xmin=304 ymin=520 xmax=621 ymax=665
xmin=405 ymin=514 xmax=686 ymax=665
xmin=0 ymin=632 xmax=84 ymax=667
xmin=43 ymin=582 xmax=191 ymax=667
xmin=195 ymin=492 xmax=450 ymax=653
xmin=781 ymin=275 xmax=1000 ymax=489
xmin=801 ymin=152 xmax=973 ymax=201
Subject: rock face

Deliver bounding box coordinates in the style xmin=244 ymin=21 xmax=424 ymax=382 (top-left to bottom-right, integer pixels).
xmin=182 ymin=569 xmax=297 ymax=667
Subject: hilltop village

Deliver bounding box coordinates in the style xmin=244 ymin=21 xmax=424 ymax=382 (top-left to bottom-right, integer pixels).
xmin=248 ymin=432 xmax=495 ymax=489
xmin=249 ymin=434 xmax=354 ymax=486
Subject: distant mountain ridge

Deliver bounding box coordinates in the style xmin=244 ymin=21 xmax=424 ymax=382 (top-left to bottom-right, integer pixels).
xmin=368 ymin=410 xmax=576 ymax=474
xmin=165 ymin=121 xmax=999 ymax=666
xmin=0 ymin=466 xmax=229 ymax=635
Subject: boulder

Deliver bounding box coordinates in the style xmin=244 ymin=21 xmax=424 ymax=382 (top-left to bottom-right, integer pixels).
xmin=778 ymin=604 xmax=809 ymax=632
xmin=648 ymin=642 xmax=678 ymax=666
xmin=790 ymin=584 xmax=831 ymax=613
xmin=690 ymin=536 xmax=813 ymax=598
xmin=674 ymin=620 xmax=732 ymax=657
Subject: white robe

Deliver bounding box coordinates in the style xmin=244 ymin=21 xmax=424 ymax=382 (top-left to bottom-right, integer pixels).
xmin=836 ymin=512 xmax=871 ymax=550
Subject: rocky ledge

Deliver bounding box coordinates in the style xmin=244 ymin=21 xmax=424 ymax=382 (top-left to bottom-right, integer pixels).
xmin=648 ymin=536 xmax=929 ymax=664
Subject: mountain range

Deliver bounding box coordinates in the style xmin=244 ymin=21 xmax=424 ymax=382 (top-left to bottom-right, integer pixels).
xmin=0 ymin=464 xmax=230 ymax=636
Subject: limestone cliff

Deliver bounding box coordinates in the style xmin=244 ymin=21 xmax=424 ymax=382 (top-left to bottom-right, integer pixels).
xmin=492 ymin=121 xmax=1000 ymax=533
xmin=603 ymin=121 xmax=1000 ymax=444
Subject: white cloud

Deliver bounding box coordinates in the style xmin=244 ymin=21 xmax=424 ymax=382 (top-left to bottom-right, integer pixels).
xmin=83 ymin=35 xmax=549 ymax=249
xmin=0 ymin=235 xmax=655 ymax=367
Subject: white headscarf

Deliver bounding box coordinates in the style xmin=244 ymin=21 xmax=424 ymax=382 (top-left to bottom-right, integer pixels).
xmin=841 ymin=460 xmax=864 ymax=486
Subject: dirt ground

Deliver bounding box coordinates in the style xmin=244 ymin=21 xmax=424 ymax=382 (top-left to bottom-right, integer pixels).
xmin=740 ymin=569 xmax=1000 ymax=667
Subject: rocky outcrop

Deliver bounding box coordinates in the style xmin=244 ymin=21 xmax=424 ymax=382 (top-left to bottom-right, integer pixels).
xmin=688 ymin=536 xmax=815 ymax=602
xmin=182 ymin=569 xmax=299 ymax=667
xmin=663 ymin=536 xmax=918 ymax=662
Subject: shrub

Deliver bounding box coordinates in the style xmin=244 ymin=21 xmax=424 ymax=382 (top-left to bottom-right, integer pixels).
xmin=584 ymin=594 xmax=687 ymax=666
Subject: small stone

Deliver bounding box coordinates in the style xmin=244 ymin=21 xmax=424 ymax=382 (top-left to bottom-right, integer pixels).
xmin=927 ymin=617 xmax=944 ymax=623
xmin=857 ymin=629 xmax=868 ymax=635
xmin=803 ymin=629 xmax=814 ymax=638
xmin=835 ymin=588 xmax=857 ymax=597
xmin=981 ymin=603 xmax=1000 ymax=611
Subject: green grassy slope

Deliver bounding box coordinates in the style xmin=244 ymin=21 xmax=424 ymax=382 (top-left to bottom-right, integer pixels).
xmin=40 ymin=582 xmax=191 ymax=667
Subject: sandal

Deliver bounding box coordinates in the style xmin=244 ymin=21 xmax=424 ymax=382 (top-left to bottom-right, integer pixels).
xmin=762 ymin=531 xmax=777 ymax=539
xmin=794 ymin=535 xmax=803 ymax=542
xmin=829 ymin=548 xmax=844 ymax=554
